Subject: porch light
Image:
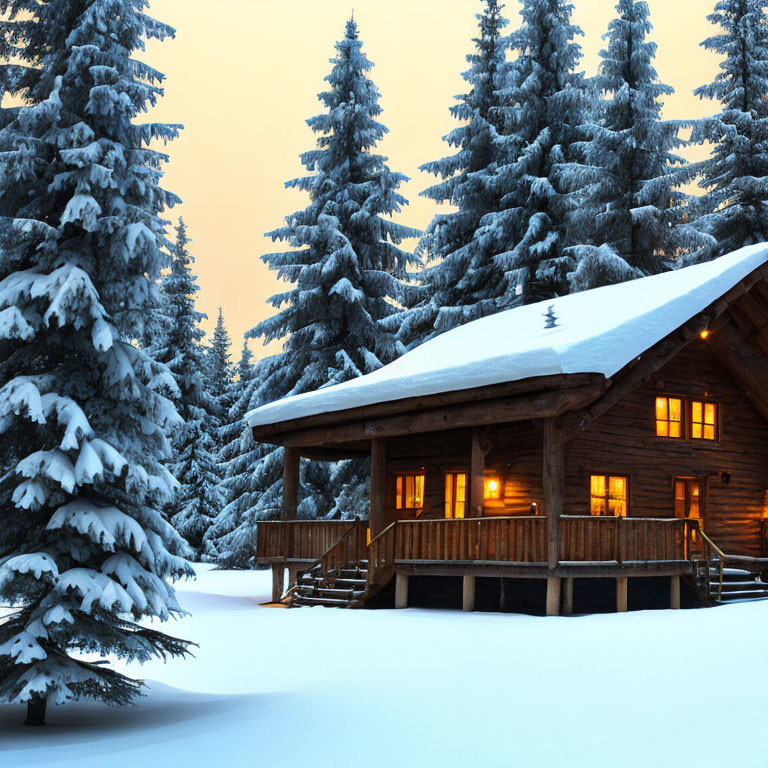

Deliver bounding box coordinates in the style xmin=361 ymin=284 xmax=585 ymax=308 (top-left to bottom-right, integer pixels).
xmin=484 ymin=477 xmax=501 ymax=500
xmin=700 ymin=329 xmax=710 ymax=339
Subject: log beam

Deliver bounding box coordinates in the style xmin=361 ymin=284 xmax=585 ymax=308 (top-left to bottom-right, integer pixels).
xmin=369 ymin=437 xmax=389 ymax=539
xmin=281 ymin=447 xmax=301 ymax=521
xmin=267 ymin=384 xmax=607 ymax=448
xmin=542 ymin=417 xmax=565 ymax=570
xmin=470 ymin=428 xmax=485 ymax=517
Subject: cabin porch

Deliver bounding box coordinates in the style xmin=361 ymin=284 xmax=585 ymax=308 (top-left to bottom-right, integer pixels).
xmin=254 ymin=513 xmax=753 ymax=614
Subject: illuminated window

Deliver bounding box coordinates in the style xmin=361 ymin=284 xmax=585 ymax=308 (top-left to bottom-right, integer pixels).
xmin=444 ymin=473 xmax=466 ymax=519
xmin=590 ymin=475 xmax=628 ymax=517
xmin=395 ymin=473 xmax=424 ymax=510
xmin=675 ymin=478 xmax=701 ymax=520
xmin=691 ymin=400 xmax=717 ymax=440
xmin=656 ymin=396 xmax=683 ymax=438
xmin=484 ymin=475 xmax=501 ymax=501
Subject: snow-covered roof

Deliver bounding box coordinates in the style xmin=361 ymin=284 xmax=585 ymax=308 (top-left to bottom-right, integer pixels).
xmin=248 ymin=244 xmax=768 ymax=429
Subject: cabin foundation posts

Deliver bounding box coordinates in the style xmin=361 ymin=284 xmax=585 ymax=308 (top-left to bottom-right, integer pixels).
xmin=543 ymin=418 xmax=565 ymax=616
xmin=395 ymin=572 xmax=408 ymax=609
xmin=470 ymin=428 xmax=485 ymax=517
xmin=616 ymin=577 xmax=628 ymax=613
xmin=462 ymin=574 xmax=476 ymax=612
xmin=271 ymin=564 xmax=284 ymax=603
xmin=670 ymin=575 xmax=681 ymax=609
xmin=369 ymin=438 xmax=389 ymax=538
xmin=563 ymin=577 xmax=574 ymax=616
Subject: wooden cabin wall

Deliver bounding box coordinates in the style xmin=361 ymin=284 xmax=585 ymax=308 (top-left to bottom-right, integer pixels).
xmin=386 ymin=422 xmax=545 ymax=519
xmin=567 ymin=339 xmax=768 ymax=555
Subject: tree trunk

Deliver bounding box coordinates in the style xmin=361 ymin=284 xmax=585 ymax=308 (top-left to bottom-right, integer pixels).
xmin=24 ymin=695 xmax=47 ymax=726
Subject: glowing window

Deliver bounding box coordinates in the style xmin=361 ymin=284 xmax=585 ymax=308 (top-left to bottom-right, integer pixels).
xmin=444 ymin=472 xmax=466 ymax=519
xmin=395 ymin=474 xmax=424 ymax=510
xmin=656 ymin=396 xmax=683 ymax=438
xmin=590 ymin=475 xmax=628 ymax=517
xmin=484 ymin=475 xmax=501 ymax=501
xmin=675 ymin=478 xmax=701 ymax=520
xmin=691 ymin=401 xmax=717 ymax=440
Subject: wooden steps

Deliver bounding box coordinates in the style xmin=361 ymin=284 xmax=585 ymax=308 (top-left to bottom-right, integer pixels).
xmin=709 ymin=565 xmax=768 ymax=604
xmin=291 ymin=562 xmax=369 ymax=608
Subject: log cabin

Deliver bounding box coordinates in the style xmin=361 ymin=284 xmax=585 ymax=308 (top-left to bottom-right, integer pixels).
xmin=249 ymin=245 xmax=768 ymax=615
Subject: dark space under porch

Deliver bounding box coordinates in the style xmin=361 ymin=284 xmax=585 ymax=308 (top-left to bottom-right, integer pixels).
xmin=364 ymin=575 xmax=701 ymax=615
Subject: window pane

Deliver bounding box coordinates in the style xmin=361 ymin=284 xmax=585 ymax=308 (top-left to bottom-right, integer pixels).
xmin=704 ymin=425 xmax=715 ymax=440
xmin=406 ymin=475 xmax=414 ymax=508
xmin=657 ymin=420 xmax=669 ymax=437
xmin=456 ymin=473 xmax=466 ymax=503
xmin=705 ymin=403 xmax=716 ymax=425
xmin=692 ymin=423 xmax=702 ymax=439
xmin=609 ymin=499 xmax=627 ymax=517
xmin=590 ymin=475 xmax=606 ymax=497
xmin=690 ymin=483 xmax=700 ymax=518
xmin=414 ymin=475 xmax=424 ymax=507
xmin=656 ymin=397 xmax=668 ymax=420
xmin=591 ymin=497 xmax=606 ymax=516
xmin=669 ymin=398 xmax=682 ymax=422
xmin=669 ymin=422 xmax=681 ymax=438
xmin=692 ymin=401 xmax=702 ymax=423
xmin=609 ymin=476 xmax=626 ymax=500
xmin=396 ymin=476 xmax=403 ymax=510
xmin=445 ymin=474 xmax=452 ymax=518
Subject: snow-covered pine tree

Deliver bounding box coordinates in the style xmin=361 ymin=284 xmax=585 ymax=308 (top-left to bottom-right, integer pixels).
xmin=207 ymin=308 xmax=233 ymax=421
xmin=248 ymin=17 xmax=419 ymax=527
xmin=392 ymin=0 xmax=510 ymax=346
xmin=485 ymin=0 xmax=589 ymax=306
xmin=154 ymin=221 xmax=224 ymax=559
xmin=690 ymin=0 xmax=768 ymax=258
xmin=0 ymin=0 xmax=193 ymax=725
xmin=203 ymin=339 xmax=260 ymax=566
xmin=565 ymin=0 xmax=707 ymax=290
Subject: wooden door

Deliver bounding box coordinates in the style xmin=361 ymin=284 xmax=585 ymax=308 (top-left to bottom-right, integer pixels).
xmin=674 ymin=477 xmax=703 ymax=523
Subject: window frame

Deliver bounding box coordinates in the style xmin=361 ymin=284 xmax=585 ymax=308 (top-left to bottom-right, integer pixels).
xmin=444 ymin=471 xmax=467 ymax=519
xmin=654 ymin=394 xmax=720 ymax=443
xmin=589 ymin=473 xmax=630 ymax=517
xmin=395 ymin=472 xmax=425 ymax=512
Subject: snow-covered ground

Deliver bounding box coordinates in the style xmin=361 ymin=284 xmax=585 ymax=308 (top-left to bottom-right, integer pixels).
xmin=3 ymin=564 xmax=768 ymax=767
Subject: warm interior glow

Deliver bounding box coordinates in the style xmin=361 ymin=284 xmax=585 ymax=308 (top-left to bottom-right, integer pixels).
xmin=396 ymin=473 xmax=424 ymax=510
xmin=444 ymin=472 xmax=466 ymax=519
xmin=590 ymin=474 xmax=628 ymax=516
xmin=691 ymin=400 xmax=717 ymax=440
xmin=656 ymin=396 xmax=682 ymax=438
xmin=484 ymin=476 xmax=501 ymax=501
xmin=675 ymin=477 xmax=701 ymax=521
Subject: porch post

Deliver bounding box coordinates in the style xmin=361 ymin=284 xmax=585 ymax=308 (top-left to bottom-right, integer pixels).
xmin=470 ymin=427 xmax=485 ymax=517
xmin=670 ymin=575 xmax=681 ymax=610
xmin=543 ymin=417 xmax=564 ymax=616
xmin=271 ymin=564 xmax=284 ymax=603
xmin=370 ymin=437 xmax=388 ymax=538
xmin=282 ymin=447 xmax=301 ymax=521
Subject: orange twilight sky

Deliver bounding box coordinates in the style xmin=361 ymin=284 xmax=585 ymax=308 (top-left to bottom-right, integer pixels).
xmin=145 ymin=0 xmax=721 ymax=359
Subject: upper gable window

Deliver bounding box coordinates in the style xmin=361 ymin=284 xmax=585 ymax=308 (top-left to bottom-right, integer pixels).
xmin=691 ymin=400 xmax=717 ymax=441
xmin=655 ymin=396 xmax=683 ymax=438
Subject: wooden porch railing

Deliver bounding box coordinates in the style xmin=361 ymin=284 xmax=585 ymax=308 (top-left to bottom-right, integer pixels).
xmin=392 ymin=516 xmax=547 ymax=563
xmin=258 ymin=516 xmax=707 ymax=567
xmin=559 ymin=516 xmax=703 ymax=563
xmin=256 ymin=520 xmax=368 ymax=561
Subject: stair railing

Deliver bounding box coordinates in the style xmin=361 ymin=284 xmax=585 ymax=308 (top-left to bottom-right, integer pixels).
xmin=283 ymin=521 xmax=368 ymax=601
xmin=697 ymin=526 xmax=726 ymax=602
xmin=365 ymin=522 xmax=398 ymax=598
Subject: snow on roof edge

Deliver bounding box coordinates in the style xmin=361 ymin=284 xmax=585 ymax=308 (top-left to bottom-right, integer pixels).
xmin=248 ymin=245 xmax=768 ymax=430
